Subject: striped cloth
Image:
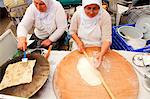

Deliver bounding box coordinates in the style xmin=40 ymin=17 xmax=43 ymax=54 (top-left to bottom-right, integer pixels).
xmin=120 ymin=5 xmax=150 ymax=24
xmin=4 ymin=0 xmax=28 ymax=17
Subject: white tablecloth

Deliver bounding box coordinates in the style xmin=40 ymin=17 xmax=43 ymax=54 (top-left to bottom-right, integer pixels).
xmin=31 ymin=50 xmax=150 ymax=99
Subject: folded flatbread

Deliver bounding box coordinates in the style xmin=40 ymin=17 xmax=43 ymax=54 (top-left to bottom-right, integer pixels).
xmin=0 ymin=60 xmax=36 ymax=90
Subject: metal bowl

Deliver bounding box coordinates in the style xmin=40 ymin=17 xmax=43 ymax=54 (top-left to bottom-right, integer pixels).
xmin=0 ymin=53 xmax=50 ymax=98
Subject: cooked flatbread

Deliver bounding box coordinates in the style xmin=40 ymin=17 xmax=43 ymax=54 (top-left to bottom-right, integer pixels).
xmin=0 ymin=60 xmax=36 ymax=90
xmin=77 ymin=57 xmax=101 ymax=86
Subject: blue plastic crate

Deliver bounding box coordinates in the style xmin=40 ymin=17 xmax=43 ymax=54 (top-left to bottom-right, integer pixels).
xmin=111 ymin=24 xmax=150 ymax=53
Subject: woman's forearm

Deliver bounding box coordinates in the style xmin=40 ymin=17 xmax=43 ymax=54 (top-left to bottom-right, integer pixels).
xmin=100 ymin=41 xmax=111 ymax=56
xmin=71 ymin=33 xmax=85 ymax=52
xmin=71 ymin=33 xmax=82 ymax=44
xmin=49 ymin=28 xmax=66 ymax=42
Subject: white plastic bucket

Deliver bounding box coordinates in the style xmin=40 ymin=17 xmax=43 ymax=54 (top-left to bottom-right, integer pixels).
xmin=117 ymin=26 xmax=143 ymax=40
xmin=127 ymin=38 xmax=146 ymax=49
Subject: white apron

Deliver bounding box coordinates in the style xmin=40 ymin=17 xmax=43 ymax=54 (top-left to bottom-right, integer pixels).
xmin=72 ymin=22 xmax=102 ymax=50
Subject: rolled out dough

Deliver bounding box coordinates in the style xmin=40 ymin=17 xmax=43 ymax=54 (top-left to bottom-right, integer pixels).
xmin=77 ymin=57 xmax=101 ymax=86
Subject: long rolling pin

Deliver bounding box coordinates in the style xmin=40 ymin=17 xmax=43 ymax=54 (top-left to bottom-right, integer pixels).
xmin=44 ymin=45 xmax=52 ymax=59
xmin=83 ymin=50 xmax=115 ymax=99
xmin=98 ymin=69 xmax=115 ymax=99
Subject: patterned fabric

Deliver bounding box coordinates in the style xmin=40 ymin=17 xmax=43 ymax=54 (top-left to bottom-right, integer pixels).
xmin=4 ymin=0 xmax=25 ymax=8
xmin=4 ymin=0 xmax=28 ymax=17
xmin=28 ymin=31 xmax=71 ymax=50
xmin=120 ymin=5 xmax=150 ymax=25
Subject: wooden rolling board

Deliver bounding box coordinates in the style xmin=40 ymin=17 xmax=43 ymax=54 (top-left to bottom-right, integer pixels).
xmin=0 ymin=53 xmax=50 ymax=98
xmin=53 ymin=47 xmax=139 ymax=99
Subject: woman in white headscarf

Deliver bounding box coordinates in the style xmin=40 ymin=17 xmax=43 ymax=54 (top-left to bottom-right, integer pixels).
xmin=69 ymin=0 xmax=112 ymax=66
xmin=17 ymin=0 xmax=67 ymax=50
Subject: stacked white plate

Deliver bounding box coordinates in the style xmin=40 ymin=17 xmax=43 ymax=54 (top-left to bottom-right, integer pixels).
xmin=143 ymin=73 xmax=150 ymax=92
xmin=135 ymin=15 xmax=150 ymax=41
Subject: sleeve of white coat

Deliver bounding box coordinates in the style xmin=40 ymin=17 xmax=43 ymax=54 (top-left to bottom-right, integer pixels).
xmin=49 ymin=3 xmax=67 ymax=42
xmin=69 ymin=11 xmax=79 ymax=35
xmin=17 ymin=5 xmax=34 ymax=38
xmin=101 ymin=10 xmax=112 ymax=43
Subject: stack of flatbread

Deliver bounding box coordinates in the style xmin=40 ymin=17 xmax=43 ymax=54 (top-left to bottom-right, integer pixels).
xmin=0 ymin=60 xmax=36 ymax=90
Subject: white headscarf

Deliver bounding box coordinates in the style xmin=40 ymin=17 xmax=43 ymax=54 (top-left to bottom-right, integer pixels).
xmin=82 ymin=0 xmax=101 ymax=8
xmin=32 ymin=0 xmax=54 ymax=19
xmin=80 ymin=0 xmax=103 ymax=28
xmin=32 ymin=0 xmax=57 ymax=34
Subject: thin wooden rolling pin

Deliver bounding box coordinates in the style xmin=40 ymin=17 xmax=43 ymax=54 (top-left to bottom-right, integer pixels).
xmin=83 ymin=51 xmax=116 ymax=99
xmin=44 ymin=45 xmax=52 ymax=59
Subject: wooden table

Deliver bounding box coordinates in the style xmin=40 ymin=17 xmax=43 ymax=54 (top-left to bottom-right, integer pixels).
xmin=53 ymin=47 xmax=139 ymax=99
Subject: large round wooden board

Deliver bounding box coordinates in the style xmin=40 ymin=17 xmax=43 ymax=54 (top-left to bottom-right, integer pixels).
xmin=53 ymin=47 xmax=139 ymax=99
xmin=0 ymin=53 xmax=50 ymax=98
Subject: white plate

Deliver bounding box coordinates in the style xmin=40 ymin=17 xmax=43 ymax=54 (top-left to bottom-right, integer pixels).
xmin=133 ymin=54 xmax=145 ymax=67
xmin=143 ymin=76 xmax=150 ymax=92
xmin=135 ymin=14 xmax=150 ymax=34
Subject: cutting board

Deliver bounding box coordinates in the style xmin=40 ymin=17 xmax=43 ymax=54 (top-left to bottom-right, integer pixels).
xmin=0 ymin=53 xmax=50 ymax=98
xmin=53 ymin=47 xmax=139 ymax=99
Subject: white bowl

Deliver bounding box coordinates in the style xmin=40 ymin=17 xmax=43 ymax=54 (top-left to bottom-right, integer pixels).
xmin=117 ymin=26 xmax=143 ymax=40
xmin=135 ymin=15 xmax=150 ymax=34
xmin=143 ymin=75 xmax=150 ymax=92
xmin=143 ymin=32 xmax=150 ymax=41
xmin=127 ymin=39 xmax=146 ymax=49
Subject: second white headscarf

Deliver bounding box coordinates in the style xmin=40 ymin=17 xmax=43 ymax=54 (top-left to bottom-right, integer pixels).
xmin=32 ymin=0 xmax=54 ymax=20
xmin=80 ymin=0 xmax=103 ymax=29
xmin=31 ymin=0 xmax=57 ymax=35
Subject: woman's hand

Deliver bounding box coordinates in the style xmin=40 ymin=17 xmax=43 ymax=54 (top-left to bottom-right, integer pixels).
xmin=77 ymin=41 xmax=85 ymax=53
xmin=41 ymin=39 xmax=52 ymax=47
xmin=17 ymin=37 xmax=27 ymax=51
xmin=71 ymin=33 xmax=85 ymax=53
xmin=96 ymin=53 xmax=104 ymax=67
xmin=96 ymin=41 xmax=111 ymax=67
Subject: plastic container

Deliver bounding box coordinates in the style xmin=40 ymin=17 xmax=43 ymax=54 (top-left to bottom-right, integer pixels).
xmin=117 ymin=26 xmax=143 ymax=40
xmin=143 ymin=31 xmax=150 ymax=41
xmin=57 ymin=0 xmax=81 ymax=6
xmin=0 ymin=29 xmax=17 ymax=66
xmin=111 ymin=24 xmax=150 ymax=53
xmin=127 ymin=38 xmax=146 ymax=49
